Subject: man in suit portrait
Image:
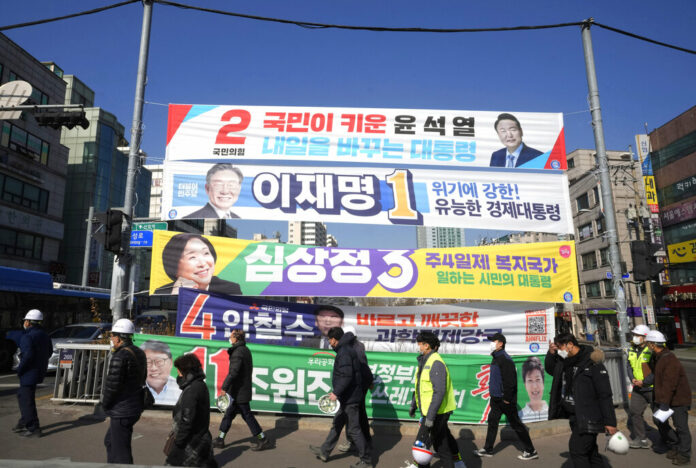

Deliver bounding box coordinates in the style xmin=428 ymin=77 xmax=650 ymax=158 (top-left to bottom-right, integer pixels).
xmin=185 ymin=163 xmax=243 ymax=219
xmin=489 ymin=113 xmax=543 ymax=168
xmin=299 ymin=305 xmax=344 ymax=349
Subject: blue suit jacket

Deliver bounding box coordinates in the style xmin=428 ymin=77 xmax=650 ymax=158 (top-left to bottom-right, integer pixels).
xmin=490 ymin=144 xmax=543 ymax=168
xmin=16 ymin=326 xmax=52 ymax=386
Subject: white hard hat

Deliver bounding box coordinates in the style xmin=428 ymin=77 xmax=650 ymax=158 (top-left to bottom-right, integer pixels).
xmin=606 ymin=431 xmax=629 ymax=455
xmin=631 ymin=324 xmax=650 ymax=336
xmin=646 ymin=330 xmax=666 ymax=343
xmin=412 ymin=441 xmax=433 ymax=465
xmin=112 ymin=318 xmax=135 ymax=335
xmin=24 ymin=309 xmax=43 ymax=321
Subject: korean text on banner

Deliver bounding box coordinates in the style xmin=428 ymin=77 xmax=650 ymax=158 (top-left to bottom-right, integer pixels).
xmin=133 ymin=333 xmax=552 ymax=424
xmin=175 ymin=291 xmax=555 ymax=355
xmin=667 ymin=238 xmax=696 ymax=264
xmin=166 ymin=104 xmax=566 ymax=170
xmin=149 ymin=230 xmax=580 ymax=303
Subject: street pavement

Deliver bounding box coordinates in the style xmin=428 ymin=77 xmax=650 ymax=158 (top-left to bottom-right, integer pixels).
xmin=0 ymin=359 xmax=695 ymax=467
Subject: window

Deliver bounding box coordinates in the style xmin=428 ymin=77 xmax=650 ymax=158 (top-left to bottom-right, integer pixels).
xmin=0 ymin=173 xmax=49 ymax=213
xmin=586 ymin=282 xmax=602 ymax=298
xmin=578 ymin=223 xmax=593 ymax=241
xmin=567 ymin=158 xmax=575 ymax=169
xmin=8 ymin=70 xmax=48 ymax=105
xmin=603 ymin=279 xmax=614 ymax=297
xmin=593 ymin=186 xmax=600 ymax=206
xmin=599 ymin=248 xmax=609 ymax=266
xmin=0 ymin=227 xmax=43 ymax=260
xmin=582 ymin=252 xmax=598 ymax=270
xmin=0 ymin=121 xmax=50 ymax=165
xmin=596 ymin=217 xmax=605 ymax=234
xmin=576 ymin=193 xmax=590 ymax=211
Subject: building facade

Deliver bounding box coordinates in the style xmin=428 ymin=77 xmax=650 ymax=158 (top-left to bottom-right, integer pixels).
xmin=288 ymin=221 xmax=328 ymax=246
xmin=649 ymin=106 xmax=696 ymax=344
xmin=0 ymin=34 xmax=69 ymax=277
xmin=416 ymin=226 xmax=466 ymax=248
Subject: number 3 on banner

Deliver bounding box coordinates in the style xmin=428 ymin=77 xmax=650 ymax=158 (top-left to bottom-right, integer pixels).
xmin=215 ymin=109 xmax=251 ymax=145
xmin=180 ymin=294 xmax=215 ymax=340
xmin=385 ymin=169 xmax=422 ymax=225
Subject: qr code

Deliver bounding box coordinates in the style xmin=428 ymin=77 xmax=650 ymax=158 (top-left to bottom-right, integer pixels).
xmin=527 ymin=315 xmax=546 ymax=335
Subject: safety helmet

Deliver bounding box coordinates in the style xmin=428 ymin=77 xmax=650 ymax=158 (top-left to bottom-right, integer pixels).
xmin=646 ymin=330 xmax=666 ymax=343
xmin=411 ymin=440 xmax=433 ymax=465
xmin=112 ymin=318 xmax=136 ymax=335
xmin=24 ymin=309 xmax=43 ymax=321
xmin=631 ymin=324 xmax=650 ymax=336
xmin=606 ymin=431 xmax=629 ymax=455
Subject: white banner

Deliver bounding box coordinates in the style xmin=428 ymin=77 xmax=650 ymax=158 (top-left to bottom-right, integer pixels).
xmin=161 ymin=161 xmax=573 ymax=233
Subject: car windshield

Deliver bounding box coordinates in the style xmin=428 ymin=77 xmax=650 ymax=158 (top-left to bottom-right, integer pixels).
xmin=50 ymin=326 xmax=100 ymax=339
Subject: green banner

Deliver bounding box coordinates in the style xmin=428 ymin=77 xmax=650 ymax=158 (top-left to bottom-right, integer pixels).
xmin=134 ymin=333 xmax=551 ymax=424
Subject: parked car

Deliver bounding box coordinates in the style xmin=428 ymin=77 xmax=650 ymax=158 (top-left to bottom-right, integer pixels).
xmin=13 ymin=322 xmax=111 ymax=372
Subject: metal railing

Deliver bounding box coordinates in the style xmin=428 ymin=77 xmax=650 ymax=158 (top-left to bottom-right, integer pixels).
xmin=52 ymin=343 xmax=111 ymax=404
xmin=602 ymin=347 xmax=630 ymax=406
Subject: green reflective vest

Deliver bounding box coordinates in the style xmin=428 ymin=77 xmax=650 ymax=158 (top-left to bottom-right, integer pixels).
xmin=416 ymin=352 xmax=456 ymax=415
xmin=628 ymin=344 xmax=652 ymax=386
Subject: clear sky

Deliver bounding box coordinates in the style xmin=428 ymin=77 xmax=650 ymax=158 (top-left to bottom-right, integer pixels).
xmin=3 ymin=1 xmax=694 ymax=248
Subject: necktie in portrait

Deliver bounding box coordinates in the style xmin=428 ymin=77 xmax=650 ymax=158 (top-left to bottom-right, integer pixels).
xmin=507 ymin=154 xmax=515 ymax=168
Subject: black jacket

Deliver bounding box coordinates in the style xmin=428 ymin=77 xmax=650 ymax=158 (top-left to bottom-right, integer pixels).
xmin=547 ymin=345 xmax=616 ymax=433
xmin=16 ymin=325 xmax=52 ymax=386
xmin=102 ymin=342 xmax=147 ymax=418
xmin=488 ymin=349 xmax=518 ymax=403
xmin=332 ymin=333 xmax=363 ymax=405
xmin=222 ymin=341 xmax=253 ymax=404
xmin=167 ymin=369 xmax=217 ymax=468
xmin=344 ymin=332 xmax=374 ymax=391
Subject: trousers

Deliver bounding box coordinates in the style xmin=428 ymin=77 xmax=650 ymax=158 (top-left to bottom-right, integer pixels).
xmin=484 ymin=398 xmax=535 ymax=453
xmin=654 ymin=405 xmax=691 ymax=458
xmin=219 ymin=402 xmax=263 ymax=436
xmin=568 ymin=416 xmax=606 ymax=467
xmin=417 ymin=412 xmax=459 ymax=468
xmin=628 ymin=388 xmax=652 ymax=440
xmin=321 ymin=402 xmax=371 ymax=464
xmin=17 ymin=384 xmax=39 ymax=431
xmin=104 ymin=414 xmax=141 ymax=464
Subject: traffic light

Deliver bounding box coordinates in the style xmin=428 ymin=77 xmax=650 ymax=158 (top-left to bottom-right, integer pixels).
xmin=35 ymin=110 xmax=89 ymax=129
xmin=630 ymin=240 xmax=665 ymax=281
xmin=93 ymin=209 xmax=126 ymax=254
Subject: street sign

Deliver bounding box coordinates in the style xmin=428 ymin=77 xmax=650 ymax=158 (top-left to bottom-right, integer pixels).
xmin=133 ymin=221 xmax=167 ymax=231
xmin=645 ymin=305 xmax=655 ymax=325
xmin=605 ymin=272 xmax=630 ymax=279
xmin=130 ymin=230 xmax=153 ymax=247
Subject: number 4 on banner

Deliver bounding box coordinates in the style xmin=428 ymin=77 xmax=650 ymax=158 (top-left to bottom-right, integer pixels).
xmin=180 ymin=294 xmax=215 ymax=340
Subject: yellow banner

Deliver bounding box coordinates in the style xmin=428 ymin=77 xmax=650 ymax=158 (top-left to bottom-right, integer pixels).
xmin=644 ymin=176 xmax=658 ymax=209
xmin=150 ymin=230 xmax=580 ymax=303
xmin=667 ymin=238 xmax=696 ymax=264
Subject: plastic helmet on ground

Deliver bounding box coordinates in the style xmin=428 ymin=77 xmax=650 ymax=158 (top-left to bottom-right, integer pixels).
xmin=631 ymin=324 xmax=650 ymax=336
xmin=112 ymin=318 xmax=136 ymax=335
xmin=23 ymin=309 xmax=43 ymax=321
xmin=412 ymin=440 xmax=433 ymax=465
xmin=646 ymin=330 xmax=667 ymax=343
xmin=606 ymin=431 xmax=629 ymax=455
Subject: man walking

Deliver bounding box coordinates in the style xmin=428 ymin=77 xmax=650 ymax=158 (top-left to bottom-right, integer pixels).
xmin=310 ymin=327 xmax=372 ymax=468
xmin=13 ymin=309 xmax=52 ymax=437
xmin=627 ymin=325 xmax=653 ymax=449
xmin=647 ymin=330 xmax=691 ymax=465
xmin=547 ymin=333 xmax=616 ymax=467
xmin=410 ymin=331 xmax=465 ymax=468
xmin=101 ymin=319 xmax=147 ymax=464
xmin=213 ymin=329 xmax=270 ymax=451
xmin=474 ymin=332 xmax=538 ymax=460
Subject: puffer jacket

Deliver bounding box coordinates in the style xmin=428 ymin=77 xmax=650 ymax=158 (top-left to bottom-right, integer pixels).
xmin=344 ymin=332 xmax=374 ymax=391
xmin=221 ymin=341 xmax=252 ymax=404
xmin=331 ymin=333 xmax=363 ymax=405
xmin=653 ymin=349 xmax=692 ymax=407
xmin=547 ymin=345 xmax=616 ymax=433
xmin=16 ymin=325 xmax=52 ymax=386
xmin=101 ymin=341 xmax=147 ymax=418
xmin=166 ymin=369 xmax=217 ymax=468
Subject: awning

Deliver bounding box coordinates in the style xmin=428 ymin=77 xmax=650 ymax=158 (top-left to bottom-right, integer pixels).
xmin=0 ymin=266 xmax=110 ymax=299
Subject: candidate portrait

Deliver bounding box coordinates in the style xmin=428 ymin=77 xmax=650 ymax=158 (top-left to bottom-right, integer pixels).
xmin=184 ymin=163 xmax=243 ymax=219
xmin=489 ymin=113 xmax=542 ymax=168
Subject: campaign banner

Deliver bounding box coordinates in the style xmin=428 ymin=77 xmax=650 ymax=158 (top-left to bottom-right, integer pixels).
xmin=160 ymin=161 xmax=573 ymax=234
xmin=133 ymin=333 xmax=552 ymax=424
xmin=667 ymin=238 xmax=696 ymax=264
xmin=149 ymin=230 xmax=580 ymax=303
xmin=166 ymin=104 xmax=566 ymax=170
xmin=175 ymin=290 xmax=555 ymax=355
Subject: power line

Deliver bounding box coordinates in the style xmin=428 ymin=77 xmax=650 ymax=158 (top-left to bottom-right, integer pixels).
xmin=592 ymin=21 xmax=695 ymax=55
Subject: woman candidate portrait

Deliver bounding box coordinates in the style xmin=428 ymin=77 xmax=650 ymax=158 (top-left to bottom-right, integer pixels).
xmin=154 ymin=233 xmax=242 ymax=296
xmin=518 ymin=356 xmax=549 ymax=422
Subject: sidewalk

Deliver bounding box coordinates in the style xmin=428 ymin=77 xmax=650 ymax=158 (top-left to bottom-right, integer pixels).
xmin=673 ymin=346 xmax=696 ymax=362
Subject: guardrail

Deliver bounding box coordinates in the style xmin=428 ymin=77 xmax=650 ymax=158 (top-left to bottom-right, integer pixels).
xmin=52 ymin=343 xmax=111 ymax=404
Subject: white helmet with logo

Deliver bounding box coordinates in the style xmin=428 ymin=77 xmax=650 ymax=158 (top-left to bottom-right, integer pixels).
xmin=412 ymin=440 xmax=433 ymax=465
xmin=646 ymin=330 xmax=667 ymax=343
xmin=112 ymin=318 xmax=136 ymax=335
xmin=24 ymin=309 xmax=43 ymax=321
xmin=631 ymin=324 xmax=650 ymax=336
xmin=606 ymin=431 xmax=629 ymax=455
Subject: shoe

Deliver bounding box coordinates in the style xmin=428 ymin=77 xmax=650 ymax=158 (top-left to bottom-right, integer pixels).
xmin=672 ymin=454 xmax=690 ymax=465
xmin=309 ymin=445 xmax=329 ymax=462
xmin=11 ymin=423 xmax=26 ymax=433
xmin=350 ymin=461 xmax=372 ymax=468
xmin=666 ymin=448 xmax=679 ymax=460
xmin=338 ymin=441 xmax=357 ymax=453
xmin=212 ymin=437 xmax=225 ymax=449
xmin=19 ymin=429 xmax=41 ymax=438
xmin=251 ymin=437 xmax=270 ymax=451
xmin=518 ymin=450 xmax=539 ymax=460
xmin=629 ymin=438 xmax=651 ymax=449
xmin=473 ymin=448 xmax=493 ymax=457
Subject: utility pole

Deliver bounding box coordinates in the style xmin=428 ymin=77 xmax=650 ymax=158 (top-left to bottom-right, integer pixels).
xmin=112 ymin=0 xmax=153 ymax=320
xmin=81 ymin=206 xmax=94 ymax=287
xmin=581 ymin=19 xmax=630 ymax=403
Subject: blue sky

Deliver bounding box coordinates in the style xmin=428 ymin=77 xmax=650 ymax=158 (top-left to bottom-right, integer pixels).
xmin=3 ymin=1 xmax=694 ymax=248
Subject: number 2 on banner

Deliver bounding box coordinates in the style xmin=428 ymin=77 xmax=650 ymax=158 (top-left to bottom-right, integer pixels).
xmin=180 ymin=294 xmax=215 ymax=340
xmin=385 ymin=169 xmax=421 ymax=224
xmin=215 ymin=109 xmax=251 ymax=145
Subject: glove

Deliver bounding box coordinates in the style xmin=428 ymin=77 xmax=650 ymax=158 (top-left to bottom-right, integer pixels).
xmin=416 ymin=423 xmax=432 ymax=448
xmin=409 ymin=405 xmax=416 ymax=418
xmin=424 ymin=418 xmax=434 ymax=428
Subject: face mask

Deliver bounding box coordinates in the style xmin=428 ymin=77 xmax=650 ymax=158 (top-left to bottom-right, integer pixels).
xmin=557 ymin=349 xmax=569 ymax=359
xmin=176 ymin=375 xmax=185 ymax=386
xmin=632 ymin=336 xmax=643 ymax=345
xmin=489 ymin=342 xmax=498 ymax=352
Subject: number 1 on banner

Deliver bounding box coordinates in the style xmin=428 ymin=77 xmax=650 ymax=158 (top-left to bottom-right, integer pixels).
xmin=385 ymin=169 xmax=422 ymax=225
xmin=180 ymin=294 xmax=215 ymax=340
